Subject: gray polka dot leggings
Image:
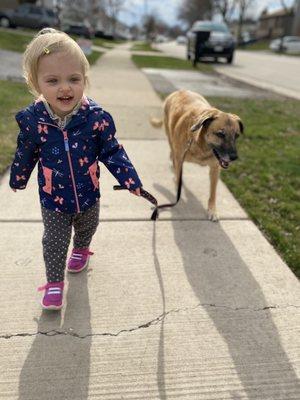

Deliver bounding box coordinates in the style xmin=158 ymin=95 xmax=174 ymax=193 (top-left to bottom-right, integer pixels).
xmin=41 ymin=201 xmax=100 ymax=283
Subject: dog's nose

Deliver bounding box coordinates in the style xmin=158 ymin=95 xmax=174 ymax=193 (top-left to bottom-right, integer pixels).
xmin=229 ymin=153 xmax=238 ymax=161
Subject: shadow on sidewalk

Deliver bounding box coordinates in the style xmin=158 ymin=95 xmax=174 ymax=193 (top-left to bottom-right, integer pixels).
xmin=18 ymin=271 xmax=91 ymax=400
xmin=153 ymin=181 xmax=300 ymax=398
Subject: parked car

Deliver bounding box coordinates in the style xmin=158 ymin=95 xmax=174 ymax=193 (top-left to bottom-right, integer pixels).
xmin=269 ymin=36 xmax=300 ymax=54
xmin=0 ymin=3 xmax=58 ymax=30
xmin=154 ymin=35 xmax=168 ymax=43
xmin=62 ymin=22 xmax=94 ymax=39
xmin=187 ymin=21 xmax=235 ymax=64
xmin=238 ymin=31 xmax=257 ymax=46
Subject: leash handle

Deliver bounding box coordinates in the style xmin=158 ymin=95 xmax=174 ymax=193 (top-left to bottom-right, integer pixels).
xmin=113 ymin=185 xmax=127 ymax=191
xmin=113 ymin=185 xmax=158 ymax=220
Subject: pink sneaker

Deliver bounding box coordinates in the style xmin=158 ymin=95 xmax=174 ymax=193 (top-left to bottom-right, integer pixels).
xmin=38 ymin=281 xmax=64 ymax=310
xmin=67 ymin=248 xmax=94 ymax=273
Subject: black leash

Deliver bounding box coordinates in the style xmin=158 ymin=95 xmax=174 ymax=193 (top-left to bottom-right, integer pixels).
xmin=114 ymin=137 xmax=193 ymax=221
xmin=113 ymin=186 xmax=159 ymax=220
xmin=150 ymin=137 xmax=193 ymax=220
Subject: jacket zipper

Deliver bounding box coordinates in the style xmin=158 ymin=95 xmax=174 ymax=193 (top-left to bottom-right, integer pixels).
xmin=39 ymin=121 xmax=81 ymax=213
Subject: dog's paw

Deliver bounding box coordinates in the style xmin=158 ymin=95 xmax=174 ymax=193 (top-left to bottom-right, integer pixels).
xmin=208 ymin=208 xmax=219 ymax=222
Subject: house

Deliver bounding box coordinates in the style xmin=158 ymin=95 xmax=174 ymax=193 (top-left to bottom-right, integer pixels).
xmin=0 ymin=0 xmax=19 ymax=8
xmin=257 ymin=7 xmax=294 ymax=39
xmin=293 ymin=0 xmax=300 ymax=36
xmin=229 ymin=19 xmax=257 ymax=41
xmin=36 ymin=0 xmax=129 ymax=39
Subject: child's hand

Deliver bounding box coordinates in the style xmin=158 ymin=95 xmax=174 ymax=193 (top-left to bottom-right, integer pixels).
xmin=130 ymin=187 xmax=141 ymax=196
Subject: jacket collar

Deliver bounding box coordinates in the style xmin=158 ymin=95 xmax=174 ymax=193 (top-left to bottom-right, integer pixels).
xmin=41 ymin=96 xmax=82 ymax=129
xmin=25 ymin=95 xmax=102 ymax=130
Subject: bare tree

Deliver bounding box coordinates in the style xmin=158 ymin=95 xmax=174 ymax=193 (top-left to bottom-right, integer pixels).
xmin=235 ymin=0 xmax=256 ymax=43
xmin=213 ymin=0 xmax=237 ymax=24
xmin=142 ymin=13 xmax=168 ymax=41
xmin=293 ymin=0 xmax=300 ymax=36
xmin=279 ymin=0 xmax=290 ymax=12
xmin=61 ymin=0 xmax=90 ymax=23
xmin=103 ymin=0 xmax=125 ymax=37
xmin=178 ymin=0 xmax=214 ymax=27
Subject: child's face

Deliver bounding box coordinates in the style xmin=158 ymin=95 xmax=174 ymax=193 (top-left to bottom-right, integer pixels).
xmin=37 ymin=51 xmax=85 ymax=118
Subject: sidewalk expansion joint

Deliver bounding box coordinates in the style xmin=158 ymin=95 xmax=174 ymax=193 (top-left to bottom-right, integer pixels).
xmin=1 ymin=303 xmax=299 ymax=340
xmin=0 ymin=217 xmax=251 ymax=223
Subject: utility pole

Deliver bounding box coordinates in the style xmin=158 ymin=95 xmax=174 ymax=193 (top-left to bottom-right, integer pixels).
xmin=144 ymin=0 xmax=149 ymax=41
xmin=292 ymin=0 xmax=300 ymax=35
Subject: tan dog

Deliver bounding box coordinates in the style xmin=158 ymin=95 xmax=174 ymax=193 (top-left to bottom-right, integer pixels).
xmin=151 ymin=90 xmax=243 ymax=221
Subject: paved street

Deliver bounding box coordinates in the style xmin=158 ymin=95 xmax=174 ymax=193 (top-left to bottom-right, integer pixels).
xmin=0 ymin=43 xmax=300 ymax=399
xmin=155 ymin=41 xmax=300 ymax=100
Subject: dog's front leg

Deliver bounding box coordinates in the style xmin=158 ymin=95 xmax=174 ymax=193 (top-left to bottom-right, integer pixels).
xmin=208 ymin=166 xmax=220 ymax=222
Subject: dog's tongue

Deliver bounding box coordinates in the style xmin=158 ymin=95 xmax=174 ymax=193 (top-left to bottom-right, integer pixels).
xmin=220 ymin=159 xmax=229 ymax=169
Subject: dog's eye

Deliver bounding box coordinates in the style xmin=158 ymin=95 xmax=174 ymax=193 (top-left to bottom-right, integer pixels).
xmin=216 ymin=131 xmax=225 ymax=139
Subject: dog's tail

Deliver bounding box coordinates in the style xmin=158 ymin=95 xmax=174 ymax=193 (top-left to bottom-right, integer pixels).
xmin=150 ymin=117 xmax=164 ymax=129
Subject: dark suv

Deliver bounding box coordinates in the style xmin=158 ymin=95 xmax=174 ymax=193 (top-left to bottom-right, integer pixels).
xmin=62 ymin=22 xmax=94 ymax=39
xmin=187 ymin=21 xmax=235 ymax=64
xmin=0 ymin=3 xmax=58 ymax=30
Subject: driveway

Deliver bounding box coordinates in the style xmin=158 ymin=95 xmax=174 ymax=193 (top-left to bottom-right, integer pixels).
xmin=155 ymin=41 xmax=300 ymax=100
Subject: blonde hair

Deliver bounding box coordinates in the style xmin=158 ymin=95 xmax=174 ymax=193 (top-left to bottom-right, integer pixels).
xmin=23 ymin=28 xmax=90 ymax=97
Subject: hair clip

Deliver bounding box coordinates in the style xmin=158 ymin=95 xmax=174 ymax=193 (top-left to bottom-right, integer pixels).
xmin=43 ymin=47 xmax=50 ymax=54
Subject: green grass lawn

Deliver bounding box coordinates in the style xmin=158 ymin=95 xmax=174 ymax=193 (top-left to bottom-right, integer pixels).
xmin=86 ymin=51 xmax=103 ymax=65
xmin=0 ymin=29 xmax=102 ymax=65
xmin=0 ymin=30 xmax=106 ymax=59
xmin=131 ymin=41 xmax=160 ymax=52
xmin=238 ymin=40 xmax=270 ymax=51
xmin=132 ymin=54 xmax=213 ymax=73
xmin=93 ymin=37 xmax=124 ymax=49
xmin=0 ymin=29 xmax=34 ymax=52
xmin=207 ymin=96 xmax=300 ymax=277
xmin=0 ymin=80 xmax=32 ymax=175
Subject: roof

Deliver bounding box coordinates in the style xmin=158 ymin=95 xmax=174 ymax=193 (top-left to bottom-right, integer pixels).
xmin=260 ymin=7 xmax=294 ymax=20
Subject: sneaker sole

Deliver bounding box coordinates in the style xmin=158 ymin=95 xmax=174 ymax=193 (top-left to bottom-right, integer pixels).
xmin=41 ymin=300 xmax=63 ymax=310
xmin=67 ymin=257 xmax=89 ymax=274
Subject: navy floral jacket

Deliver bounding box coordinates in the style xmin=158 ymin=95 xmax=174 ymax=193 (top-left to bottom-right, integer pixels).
xmin=9 ymin=96 xmax=142 ymax=214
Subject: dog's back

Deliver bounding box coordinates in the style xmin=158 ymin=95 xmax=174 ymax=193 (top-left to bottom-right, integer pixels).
xmin=164 ymin=90 xmax=211 ymax=142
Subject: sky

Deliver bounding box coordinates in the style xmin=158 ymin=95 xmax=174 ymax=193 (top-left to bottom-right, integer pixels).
xmin=119 ymin=0 xmax=296 ymax=27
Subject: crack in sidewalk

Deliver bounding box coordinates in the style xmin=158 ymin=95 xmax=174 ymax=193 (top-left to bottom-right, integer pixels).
xmin=1 ymin=303 xmax=299 ymax=340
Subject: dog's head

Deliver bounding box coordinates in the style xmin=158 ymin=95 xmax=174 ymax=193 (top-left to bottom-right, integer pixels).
xmin=191 ymin=109 xmax=244 ymax=169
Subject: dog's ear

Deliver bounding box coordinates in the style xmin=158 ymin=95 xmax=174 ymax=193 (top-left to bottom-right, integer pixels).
xmin=230 ymin=114 xmax=244 ymax=134
xmin=190 ymin=111 xmax=217 ymax=133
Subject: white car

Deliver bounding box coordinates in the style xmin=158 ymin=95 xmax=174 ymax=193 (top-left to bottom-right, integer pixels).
xmin=270 ymin=36 xmax=300 ymax=54
xmin=176 ymin=35 xmax=187 ymax=45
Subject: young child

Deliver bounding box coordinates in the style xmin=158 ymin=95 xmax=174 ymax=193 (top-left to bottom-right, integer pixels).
xmin=9 ymin=28 xmax=142 ymax=310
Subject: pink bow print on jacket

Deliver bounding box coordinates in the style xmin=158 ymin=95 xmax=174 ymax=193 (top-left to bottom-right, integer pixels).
xmin=93 ymin=119 xmax=109 ymax=132
xmin=79 ymin=157 xmax=89 ymax=167
xmin=125 ymin=178 xmax=135 ymax=189
xmin=54 ymin=196 xmax=64 ymax=205
xmin=38 ymin=124 xmax=48 ymax=134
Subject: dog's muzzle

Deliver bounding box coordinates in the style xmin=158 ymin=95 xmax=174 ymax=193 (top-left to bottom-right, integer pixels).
xmin=213 ymin=148 xmax=238 ymax=169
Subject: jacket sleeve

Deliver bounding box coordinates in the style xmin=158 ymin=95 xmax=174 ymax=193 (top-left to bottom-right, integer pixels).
xmin=9 ymin=113 xmax=39 ymax=190
xmin=97 ymin=112 xmax=142 ymax=190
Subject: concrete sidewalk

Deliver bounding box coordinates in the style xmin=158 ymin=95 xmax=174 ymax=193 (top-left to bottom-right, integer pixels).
xmin=0 ymin=43 xmax=300 ymax=399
